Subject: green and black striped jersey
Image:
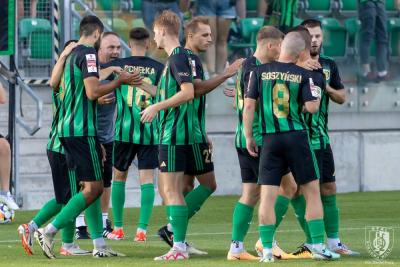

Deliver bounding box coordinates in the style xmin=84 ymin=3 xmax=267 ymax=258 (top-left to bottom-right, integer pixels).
xmin=235 ymin=56 xmax=262 ymax=148
xmin=246 ymin=61 xmax=319 ymax=134
xmin=186 ymin=49 xmax=207 ymax=144
xmin=57 ymin=44 xmax=100 ymax=137
xmin=47 ymin=90 xmax=64 ymax=154
xmin=157 ymin=47 xmax=195 ymax=145
xmin=304 ymin=69 xmax=327 ymax=149
xmin=104 ymin=56 xmax=164 ymax=144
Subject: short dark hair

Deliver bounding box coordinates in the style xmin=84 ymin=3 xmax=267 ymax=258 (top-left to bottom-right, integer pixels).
xmin=63 ymin=39 xmax=78 ymax=50
xmin=79 ymin=15 xmax=104 ymax=37
xmin=287 ymin=25 xmax=311 ymax=50
xmin=185 ymin=16 xmax=209 ymax=39
xmin=129 ymin=27 xmax=150 ymax=41
xmin=256 ymin=26 xmax=284 ymax=42
xmin=301 ymin=19 xmax=322 ymax=29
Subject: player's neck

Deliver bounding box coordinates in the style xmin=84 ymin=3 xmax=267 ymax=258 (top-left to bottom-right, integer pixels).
xmin=253 ymin=51 xmax=269 ymax=64
xmin=163 ymin=37 xmax=181 ymax=56
xmin=184 ymin=43 xmax=198 ymax=54
xmin=78 ymin=37 xmax=95 ymax=48
xmin=278 ymin=54 xmax=296 ymax=63
xmin=130 ymin=47 xmax=146 ymax=57
xmin=311 ymin=54 xmax=319 ymax=61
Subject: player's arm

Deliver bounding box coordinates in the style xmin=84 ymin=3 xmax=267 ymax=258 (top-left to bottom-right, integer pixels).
xmin=49 ymin=41 xmax=77 ymax=91
xmin=138 ymin=82 xmax=157 ymax=96
xmin=193 ymin=58 xmax=244 ymax=97
xmin=0 ymin=82 xmax=7 ymax=104
xmin=243 ymin=71 xmax=259 ymax=157
xmin=303 ymin=77 xmax=320 ymax=114
xmin=326 ymin=61 xmax=346 ymax=104
xmin=140 ymin=83 xmax=194 ymax=122
xmin=99 ymin=66 xmax=122 ymax=81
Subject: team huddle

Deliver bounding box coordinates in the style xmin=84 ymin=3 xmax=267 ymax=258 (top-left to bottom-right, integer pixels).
xmin=16 ymin=10 xmax=360 ymax=262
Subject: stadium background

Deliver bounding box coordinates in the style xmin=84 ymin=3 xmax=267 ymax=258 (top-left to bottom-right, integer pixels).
xmin=0 ymin=0 xmax=399 ymax=210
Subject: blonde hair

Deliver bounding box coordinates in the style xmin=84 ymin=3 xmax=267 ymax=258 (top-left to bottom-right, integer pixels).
xmin=153 ymin=10 xmax=181 ymax=37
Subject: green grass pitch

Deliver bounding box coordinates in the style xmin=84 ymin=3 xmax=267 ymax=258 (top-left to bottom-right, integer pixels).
xmin=0 ymin=192 xmax=399 ymax=266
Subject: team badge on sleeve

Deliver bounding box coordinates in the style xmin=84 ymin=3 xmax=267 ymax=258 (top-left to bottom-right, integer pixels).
xmin=86 ymin=54 xmax=98 ymax=73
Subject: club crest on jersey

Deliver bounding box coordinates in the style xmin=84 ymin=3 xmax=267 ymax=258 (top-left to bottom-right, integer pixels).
xmin=323 ymin=69 xmax=330 ymax=81
xmin=86 ymin=54 xmax=97 ymax=73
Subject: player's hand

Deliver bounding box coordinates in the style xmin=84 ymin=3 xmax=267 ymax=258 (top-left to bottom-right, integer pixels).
xmin=207 ymin=135 xmax=213 ymax=153
xmin=140 ymin=104 xmax=159 ymax=123
xmin=246 ymin=137 xmax=258 ymax=157
xmin=299 ymin=59 xmax=321 ymax=70
xmin=60 ymin=41 xmax=77 ymax=58
xmin=118 ymin=71 xmax=142 ymax=86
xmin=98 ymin=92 xmax=115 ymax=105
xmin=111 ymin=66 xmax=123 ymax=74
xmin=223 ymin=87 xmax=235 ymax=98
xmin=223 ymin=58 xmax=245 ymax=78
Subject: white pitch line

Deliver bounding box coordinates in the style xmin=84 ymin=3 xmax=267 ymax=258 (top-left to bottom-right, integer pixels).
xmin=1 ymin=226 xmax=399 ymax=244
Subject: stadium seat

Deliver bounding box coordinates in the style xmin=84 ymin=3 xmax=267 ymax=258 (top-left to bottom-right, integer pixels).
xmin=102 ymin=18 xmax=129 ymax=40
xmin=19 ymin=18 xmax=51 ymax=41
xmin=29 ymin=30 xmax=52 ymax=59
xmin=338 ymin=0 xmax=358 ymax=17
xmin=132 ymin=0 xmax=141 ymax=11
xmin=387 ymin=18 xmax=400 ymax=58
xmin=131 ymin=18 xmax=145 ymax=28
xmin=96 ymin=0 xmax=120 ymax=10
xmin=321 ymin=18 xmax=347 ymax=58
xmin=304 ymin=0 xmax=334 ymax=17
xmin=228 ymin=18 xmax=264 ymax=57
xmin=344 ymin=18 xmax=361 ymax=56
xmin=385 ymin=0 xmax=398 ymax=16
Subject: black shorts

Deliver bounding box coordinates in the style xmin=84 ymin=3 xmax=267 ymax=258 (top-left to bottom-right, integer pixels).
xmin=185 ymin=143 xmax=214 ymax=176
xmin=102 ymin=142 xmax=113 ymax=187
xmin=159 ymin=144 xmax=192 ymax=173
xmin=47 ymin=150 xmax=80 ymax=204
xmin=59 ymin=136 xmax=103 ymax=182
xmin=236 ymin=147 xmax=260 ymax=183
xmin=259 ymin=131 xmax=319 ymax=186
xmin=314 ymin=144 xmax=336 ymax=184
xmin=113 ymin=141 xmax=158 ymax=171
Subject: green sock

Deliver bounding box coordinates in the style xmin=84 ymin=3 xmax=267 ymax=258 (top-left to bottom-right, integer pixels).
xmin=52 ymin=192 xmax=87 ymax=230
xmin=307 ymin=219 xmax=325 ymax=244
xmin=291 ymin=195 xmax=312 ymax=244
xmin=231 ymin=202 xmax=254 ymax=241
xmin=167 ymin=205 xmax=188 ymax=243
xmin=138 ymin=183 xmax=155 ymax=230
xmin=322 ymin=195 xmax=339 ymax=238
xmin=61 ymin=204 xmax=75 ymax=244
xmin=259 ymin=224 xmax=275 ymax=249
xmin=32 ymin=198 xmax=62 ymax=227
xmin=275 ymin=195 xmax=290 ymax=228
xmin=111 ymin=181 xmax=126 ymax=228
xmin=185 ymin=184 xmax=213 ymax=220
xmin=85 ymin=198 xmax=103 ymax=239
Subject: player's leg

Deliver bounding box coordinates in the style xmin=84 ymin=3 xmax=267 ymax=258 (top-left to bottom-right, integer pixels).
xmin=215 ymin=16 xmax=233 ymax=74
xmin=276 ymin=172 xmax=296 ymax=228
xmin=0 ymin=137 xmax=18 ymax=209
xmin=320 ymin=145 xmax=359 ymax=256
xmin=228 ymin=147 xmax=259 ymax=260
xmin=109 ymin=141 xmax=137 ymax=239
xmin=183 ymin=175 xmax=195 ymax=196
xmin=289 ymin=131 xmax=339 ymax=260
xmin=154 ymin=145 xmax=189 ymax=261
xmin=134 ymin=145 xmax=158 ymax=241
xmin=100 ymin=142 xmax=113 ymax=237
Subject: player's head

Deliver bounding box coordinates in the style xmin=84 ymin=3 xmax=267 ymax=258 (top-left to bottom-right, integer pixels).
xmin=153 ymin=10 xmax=181 ymax=49
xmin=287 ymin=25 xmax=312 ymax=62
xmin=98 ymin=32 xmax=121 ymax=63
xmin=301 ymin=19 xmax=323 ymax=57
xmin=185 ymin=16 xmax=212 ymax=52
xmin=129 ymin=27 xmax=151 ymax=50
xmin=79 ymin=15 xmax=104 ymax=50
xmin=256 ymin=26 xmax=284 ymax=61
xmin=280 ymin=31 xmax=307 ymax=61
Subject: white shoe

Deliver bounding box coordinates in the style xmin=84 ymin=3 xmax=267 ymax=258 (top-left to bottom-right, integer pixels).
xmin=260 ymin=252 xmax=274 ymax=263
xmin=60 ymin=244 xmax=91 ymax=256
xmin=92 ymin=247 xmax=126 ymax=257
xmin=0 ymin=192 xmax=19 ymax=210
xmin=35 ymin=228 xmax=55 ymax=259
xmin=311 ymin=245 xmax=340 ymax=260
xmin=154 ymin=247 xmax=189 ymax=261
xmin=186 ymin=242 xmax=208 ymax=255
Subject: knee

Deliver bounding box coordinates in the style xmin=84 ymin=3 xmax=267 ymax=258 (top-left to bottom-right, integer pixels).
xmin=0 ymin=139 xmax=10 ymax=157
xmin=279 ymin=183 xmax=297 ymax=199
xmin=320 ymin=182 xmax=336 ymax=196
xmin=182 ymin=183 xmax=194 ymax=194
xmin=84 ymin=184 xmax=103 ymax=200
xmin=240 ymin=190 xmax=259 ymax=206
